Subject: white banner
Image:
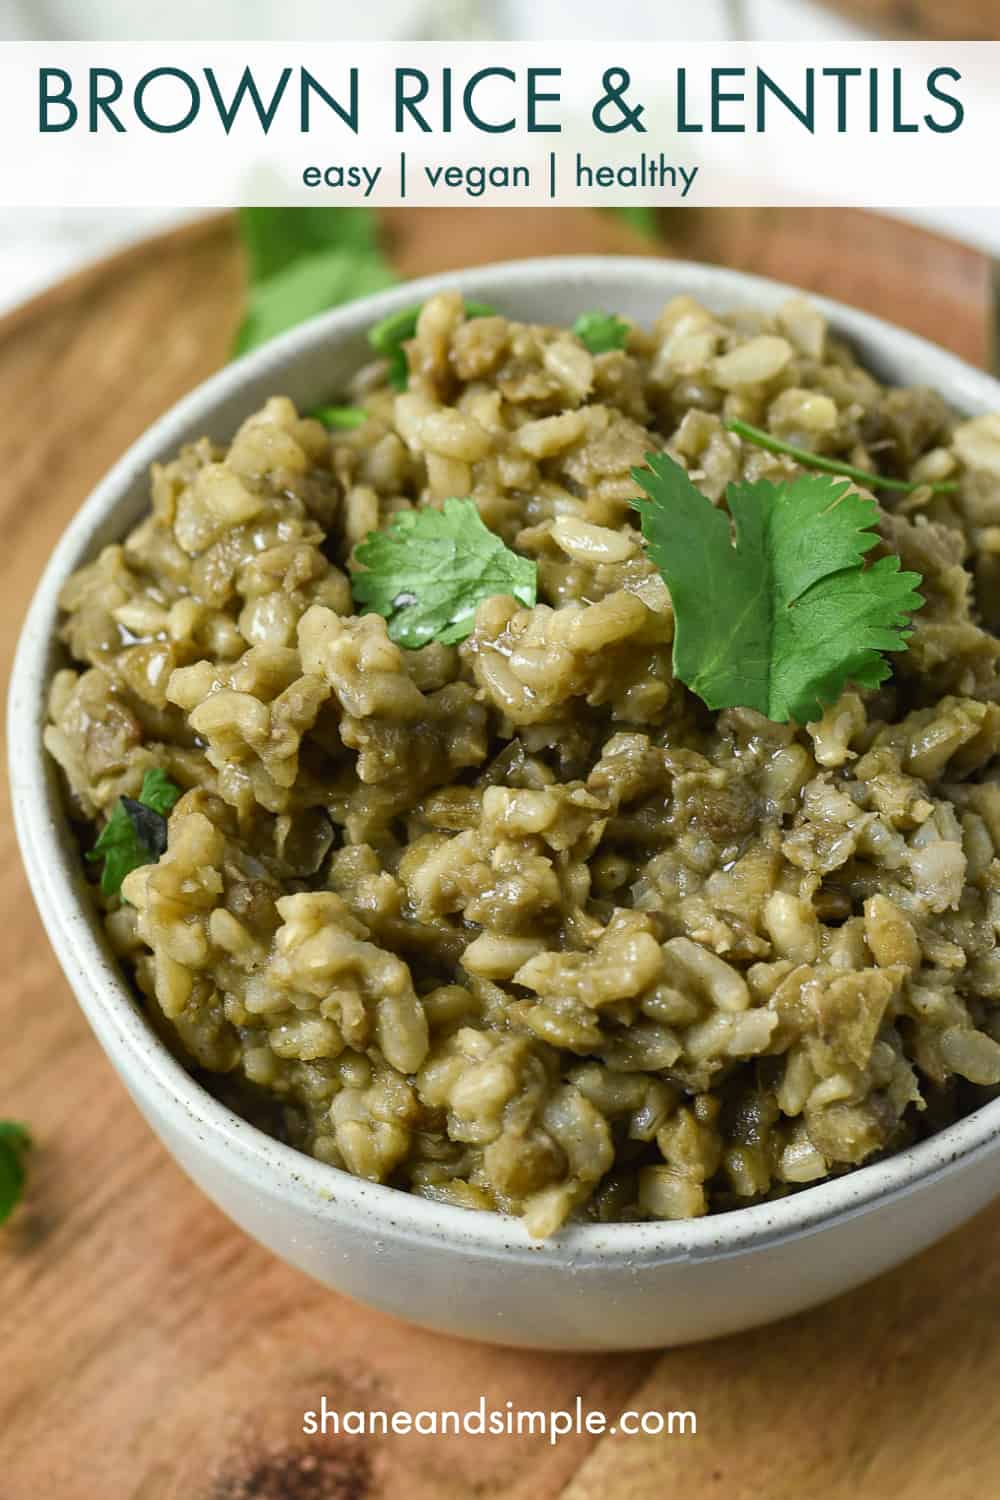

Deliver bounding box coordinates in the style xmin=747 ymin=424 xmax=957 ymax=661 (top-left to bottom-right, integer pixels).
xmin=0 ymin=40 xmax=993 ymax=207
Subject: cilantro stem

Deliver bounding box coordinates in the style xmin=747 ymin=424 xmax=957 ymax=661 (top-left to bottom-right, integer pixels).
xmin=726 ymin=419 xmax=960 ymax=496
xmin=369 ymin=304 xmax=420 ymax=354
xmin=310 ymin=405 xmax=368 ymax=429
xmin=0 ymin=1120 xmax=31 ymax=1225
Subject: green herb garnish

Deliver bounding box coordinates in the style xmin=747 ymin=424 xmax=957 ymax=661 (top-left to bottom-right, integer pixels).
xmin=135 ymin=767 xmax=183 ymax=817
xmin=233 ymin=207 xmax=397 ymax=358
xmin=607 ymin=205 xmax=659 ymax=238
xmin=233 ymin=252 xmax=396 ymax=358
xmin=369 ymin=300 xmax=497 ymax=391
xmin=239 ymin=207 xmax=381 ymax=284
xmin=572 ymin=309 xmax=631 ymax=355
xmin=353 ymin=498 xmax=536 ymax=648
xmin=0 ymin=1122 xmax=31 ymax=1225
xmin=86 ymin=768 xmax=183 ymax=898
xmin=232 ymin=211 xmax=502 ymax=394
xmin=727 ymin=419 xmax=960 ymax=496
xmin=310 ymin=405 xmax=368 ymax=429
xmin=632 ymin=453 xmax=923 ymax=724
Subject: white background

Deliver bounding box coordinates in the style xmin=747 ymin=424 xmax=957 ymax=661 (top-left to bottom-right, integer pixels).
xmin=0 ymin=0 xmax=997 ymax=316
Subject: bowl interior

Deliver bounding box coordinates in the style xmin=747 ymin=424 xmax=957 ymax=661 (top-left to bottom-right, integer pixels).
xmin=11 ymin=254 xmax=1000 ymax=1266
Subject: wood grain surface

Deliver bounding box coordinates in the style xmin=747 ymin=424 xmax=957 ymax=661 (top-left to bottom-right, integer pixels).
xmin=819 ymin=0 xmax=1000 ymax=40
xmin=2 ymin=208 xmax=999 ymax=1500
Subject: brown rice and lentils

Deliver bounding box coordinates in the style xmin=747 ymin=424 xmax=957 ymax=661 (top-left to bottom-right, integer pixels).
xmin=44 ymin=289 xmax=1000 ymax=1235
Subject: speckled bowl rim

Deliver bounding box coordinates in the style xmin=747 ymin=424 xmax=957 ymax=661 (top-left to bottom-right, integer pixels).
xmin=10 ymin=253 xmax=1000 ymax=1269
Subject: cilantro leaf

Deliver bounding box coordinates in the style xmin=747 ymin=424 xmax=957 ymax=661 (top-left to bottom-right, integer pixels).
xmin=353 ymin=498 xmax=537 ymax=648
xmin=87 ymin=769 xmax=183 ymax=898
xmin=87 ymin=801 xmax=154 ymax=896
xmin=239 ymin=207 xmax=382 ymax=285
xmin=137 ymin=767 xmax=184 ymax=818
xmin=309 ymin=405 xmax=368 ymax=430
xmin=0 ymin=1121 xmax=31 ymax=1226
xmin=573 ymin=310 xmax=631 ymax=354
xmin=232 ymin=207 xmax=397 ymax=357
xmin=233 ymin=248 xmax=397 ymax=358
xmin=632 ymin=454 xmax=923 ymax=724
xmin=369 ymin=300 xmax=497 ymax=391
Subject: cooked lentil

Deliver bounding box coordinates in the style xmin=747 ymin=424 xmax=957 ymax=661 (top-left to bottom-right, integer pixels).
xmin=45 ymin=290 xmax=1000 ymax=1236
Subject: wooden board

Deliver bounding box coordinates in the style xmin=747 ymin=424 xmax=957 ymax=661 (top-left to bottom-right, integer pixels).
xmin=819 ymin=0 xmax=1000 ymax=40
xmin=1 ymin=207 xmax=998 ymax=1500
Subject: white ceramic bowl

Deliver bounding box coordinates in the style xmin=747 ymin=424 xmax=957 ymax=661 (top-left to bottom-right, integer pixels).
xmin=11 ymin=256 xmax=1000 ymax=1352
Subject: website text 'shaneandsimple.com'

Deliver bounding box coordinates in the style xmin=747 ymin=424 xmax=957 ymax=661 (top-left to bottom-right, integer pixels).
xmin=302 ymin=1396 xmax=697 ymax=1447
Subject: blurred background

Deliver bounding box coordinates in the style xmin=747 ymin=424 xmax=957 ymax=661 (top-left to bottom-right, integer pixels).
xmin=2 ymin=0 xmax=1000 ymax=315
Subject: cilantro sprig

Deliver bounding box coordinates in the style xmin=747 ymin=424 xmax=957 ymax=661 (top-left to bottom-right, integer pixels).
xmin=233 ymin=207 xmax=398 ymax=358
xmin=0 ymin=1121 xmax=31 ymax=1225
xmin=87 ymin=768 xmax=183 ymax=898
xmin=728 ymin=419 xmax=960 ymax=496
xmin=572 ymin=310 xmax=631 ymax=355
xmin=353 ymin=498 xmax=536 ymax=648
xmin=632 ymin=454 xmax=923 ymax=724
xmin=232 ymin=211 xmax=504 ymax=399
